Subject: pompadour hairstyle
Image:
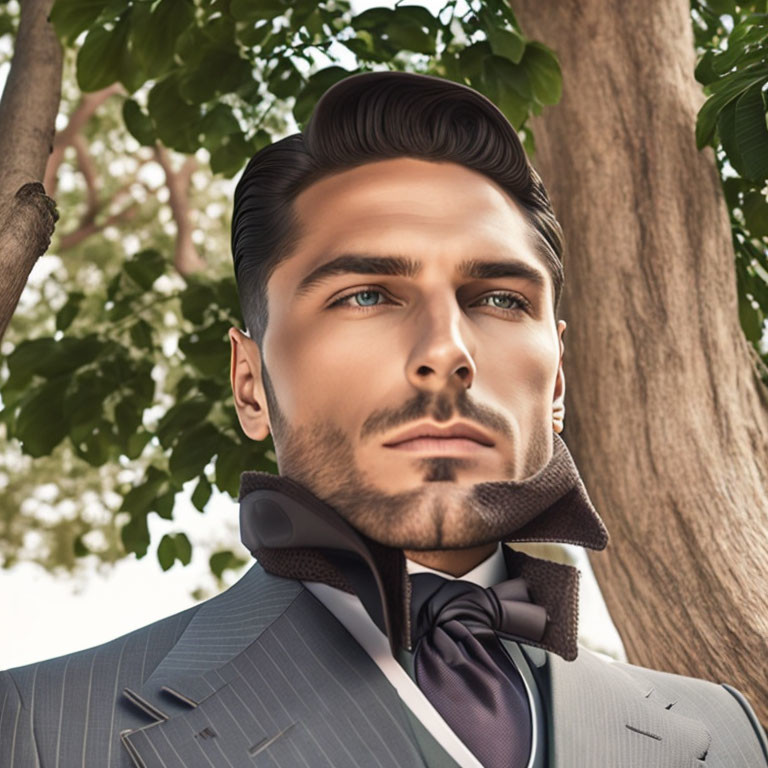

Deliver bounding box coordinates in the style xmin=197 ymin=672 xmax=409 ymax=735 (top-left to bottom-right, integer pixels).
xmin=231 ymin=70 xmax=564 ymax=345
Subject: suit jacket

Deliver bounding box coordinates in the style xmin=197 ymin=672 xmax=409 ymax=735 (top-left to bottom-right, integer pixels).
xmin=2 ymin=561 xmax=767 ymax=768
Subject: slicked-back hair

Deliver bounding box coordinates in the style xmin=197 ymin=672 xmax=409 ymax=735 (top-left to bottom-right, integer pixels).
xmin=231 ymin=70 xmax=565 ymax=346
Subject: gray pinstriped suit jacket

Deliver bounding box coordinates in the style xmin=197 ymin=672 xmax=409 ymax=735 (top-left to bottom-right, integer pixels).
xmin=2 ymin=561 xmax=767 ymax=768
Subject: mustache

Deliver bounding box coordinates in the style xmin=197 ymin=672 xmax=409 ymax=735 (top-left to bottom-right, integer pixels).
xmin=360 ymin=389 xmax=512 ymax=443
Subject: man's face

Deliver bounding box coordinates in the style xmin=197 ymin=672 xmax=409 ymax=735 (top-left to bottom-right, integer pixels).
xmin=231 ymin=157 xmax=566 ymax=549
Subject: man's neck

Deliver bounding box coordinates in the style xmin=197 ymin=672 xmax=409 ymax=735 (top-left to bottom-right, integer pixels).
xmin=402 ymin=542 xmax=499 ymax=577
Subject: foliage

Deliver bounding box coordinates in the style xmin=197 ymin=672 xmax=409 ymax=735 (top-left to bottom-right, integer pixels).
xmin=50 ymin=0 xmax=559 ymax=166
xmin=691 ymin=0 xmax=768 ymax=363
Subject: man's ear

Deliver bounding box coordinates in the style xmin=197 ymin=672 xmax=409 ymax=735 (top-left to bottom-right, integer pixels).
xmin=552 ymin=320 xmax=566 ymax=434
xmin=229 ymin=327 xmax=271 ymax=441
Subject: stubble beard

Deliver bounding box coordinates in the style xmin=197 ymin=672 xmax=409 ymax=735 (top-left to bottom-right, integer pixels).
xmin=262 ymin=365 xmax=553 ymax=550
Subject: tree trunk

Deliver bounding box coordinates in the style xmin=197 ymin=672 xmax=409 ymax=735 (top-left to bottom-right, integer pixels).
xmin=514 ymin=0 xmax=768 ymax=723
xmin=0 ymin=0 xmax=62 ymax=342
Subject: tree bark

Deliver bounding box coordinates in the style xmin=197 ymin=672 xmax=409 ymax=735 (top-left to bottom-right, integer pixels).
xmin=514 ymin=0 xmax=768 ymax=722
xmin=0 ymin=0 xmax=62 ymax=342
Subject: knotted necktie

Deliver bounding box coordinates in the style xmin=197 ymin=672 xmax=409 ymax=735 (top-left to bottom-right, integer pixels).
xmin=409 ymin=571 xmax=547 ymax=768
xmin=238 ymin=431 xmax=609 ymax=660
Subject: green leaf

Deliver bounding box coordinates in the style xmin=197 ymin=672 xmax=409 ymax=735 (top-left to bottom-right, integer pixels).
xmin=4 ymin=338 xmax=56 ymax=393
xmin=695 ymin=49 xmax=719 ymax=86
xmin=147 ymin=75 xmax=202 ymax=152
xmin=178 ymin=47 xmax=252 ymax=104
xmin=48 ymin=336 xmax=105 ymax=377
xmin=174 ymin=533 xmax=192 ymax=565
xmin=483 ymin=56 xmax=530 ymax=129
xmin=230 ymin=0 xmax=286 ymax=21
xmin=153 ymin=490 xmax=176 ymax=520
xmin=521 ymin=42 xmax=562 ymax=105
xmin=169 ymin=422 xmax=222 ymax=484
xmin=267 ymin=58 xmax=304 ymax=100
xmin=130 ymin=0 xmax=194 ymax=80
xmin=739 ymin=287 xmax=764 ymax=342
xmin=156 ymin=396 xmax=213 ymax=449
xmin=76 ymin=15 xmax=129 ymax=92
xmin=733 ymin=81 xmax=768 ymax=181
xmin=696 ymin=68 xmax=768 ymax=149
xmin=198 ymin=104 xmax=241 ymax=151
xmin=157 ymin=534 xmax=176 ymax=570
xmin=115 ymin=395 xmax=142 ymax=438
xmin=56 ymin=291 xmax=85 ymax=331
xmin=209 ymin=132 xmax=252 ymax=177
xmin=385 ymin=8 xmax=436 ymax=54
xmin=129 ymin=318 xmax=154 ymax=350
xmin=480 ymin=8 xmax=525 ymax=64
xmin=178 ymin=321 xmax=231 ymax=376
xmin=121 ymin=465 xmax=169 ymax=516
xmin=125 ymin=429 xmax=152 ymax=459
xmin=350 ymin=6 xmax=393 ymax=31
xmin=459 ymin=41 xmax=493 ymax=79
xmin=122 ymin=99 xmax=156 ymax=146
xmin=718 ymin=98 xmax=748 ymax=176
xmin=124 ymin=249 xmax=165 ymax=290
xmin=209 ymin=549 xmax=247 ymax=579
xmin=214 ymin=437 xmax=246 ymax=497
xmin=14 ymin=380 xmax=69 ymax=457
xmin=50 ymin=0 xmax=110 ymax=45
xmin=743 ymin=190 xmax=768 ymax=238
xmin=191 ymin=475 xmax=212 ymax=511
xmin=73 ymin=418 xmax=113 ymax=466
xmin=705 ymin=0 xmax=736 ymax=14
xmin=293 ymin=67 xmax=355 ymax=127
xmin=122 ymin=513 xmax=150 ymax=558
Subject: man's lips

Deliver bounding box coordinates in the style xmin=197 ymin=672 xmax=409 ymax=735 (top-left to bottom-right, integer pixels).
xmin=384 ymin=436 xmax=492 ymax=453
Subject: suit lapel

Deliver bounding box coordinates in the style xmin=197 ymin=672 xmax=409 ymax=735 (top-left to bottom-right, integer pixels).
xmin=120 ymin=564 xmax=437 ymax=767
xmin=542 ymin=646 xmax=711 ymax=768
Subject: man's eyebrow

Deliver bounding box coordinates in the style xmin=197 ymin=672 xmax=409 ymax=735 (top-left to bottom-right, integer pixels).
xmin=294 ymin=253 xmax=548 ymax=297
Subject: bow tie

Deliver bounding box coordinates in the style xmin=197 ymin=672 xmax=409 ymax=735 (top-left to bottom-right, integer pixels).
xmin=238 ymin=432 xmax=609 ymax=661
xmin=410 ymin=573 xmax=548 ymax=648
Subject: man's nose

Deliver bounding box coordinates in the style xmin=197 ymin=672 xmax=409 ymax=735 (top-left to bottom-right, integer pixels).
xmin=404 ymin=296 xmax=477 ymax=393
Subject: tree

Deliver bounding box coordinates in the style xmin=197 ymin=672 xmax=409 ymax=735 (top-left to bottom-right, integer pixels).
xmin=0 ymin=0 xmax=766 ymax=721
xmin=0 ymin=0 xmax=61 ymax=340
xmin=513 ymin=0 xmax=768 ymax=720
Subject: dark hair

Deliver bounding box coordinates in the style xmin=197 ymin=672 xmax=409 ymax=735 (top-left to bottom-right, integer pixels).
xmin=231 ymin=70 xmax=564 ymax=345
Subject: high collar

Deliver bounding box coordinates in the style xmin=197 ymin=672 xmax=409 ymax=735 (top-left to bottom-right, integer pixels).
xmin=406 ymin=542 xmax=507 ymax=586
xmin=238 ymin=432 xmax=608 ymax=660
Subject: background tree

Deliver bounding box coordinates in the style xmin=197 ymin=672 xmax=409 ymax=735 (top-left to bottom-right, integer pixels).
xmin=0 ymin=0 xmax=766 ymax=720
xmin=513 ymin=0 xmax=768 ymax=718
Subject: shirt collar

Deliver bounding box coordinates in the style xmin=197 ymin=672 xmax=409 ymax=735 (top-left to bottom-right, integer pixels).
xmin=406 ymin=542 xmax=507 ymax=588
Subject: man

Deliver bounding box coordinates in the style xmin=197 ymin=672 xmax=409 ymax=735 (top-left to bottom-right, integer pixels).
xmin=1 ymin=71 xmax=766 ymax=768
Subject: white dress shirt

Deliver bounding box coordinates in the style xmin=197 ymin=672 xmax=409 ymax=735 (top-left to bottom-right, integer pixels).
xmin=302 ymin=543 xmax=542 ymax=768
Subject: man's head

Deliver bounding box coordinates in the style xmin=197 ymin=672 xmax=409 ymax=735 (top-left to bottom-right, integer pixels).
xmin=229 ymin=71 xmax=567 ymax=550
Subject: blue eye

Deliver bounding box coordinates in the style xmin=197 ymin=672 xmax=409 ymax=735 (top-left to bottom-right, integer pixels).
xmin=477 ymin=293 xmax=527 ymax=311
xmin=329 ymin=289 xmax=390 ymax=310
xmin=329 ymin=288 xmax=530 ymax=314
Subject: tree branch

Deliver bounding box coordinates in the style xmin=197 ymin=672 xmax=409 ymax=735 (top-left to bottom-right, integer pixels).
xmin=153 ymin=145 xmax=206 ymax=275
xmin=71 ymin=133 xmax=99 ymax=225
xmin=0 ymin=0 xmax=63 ymax=342
xmin=0 ymin=184 xmax=59 ymax=336
xmin=57 ymin=200 xmax=138 ymax=252
xmin=43 ymin=83 xmax=123 ymax=198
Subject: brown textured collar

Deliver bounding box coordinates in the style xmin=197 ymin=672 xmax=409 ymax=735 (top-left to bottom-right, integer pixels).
xmin=238 ymin=432 xmax=608 ymax=661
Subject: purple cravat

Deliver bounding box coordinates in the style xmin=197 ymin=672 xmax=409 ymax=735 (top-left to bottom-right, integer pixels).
xmin=409 ymin=572 xmax=547 ymax=768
